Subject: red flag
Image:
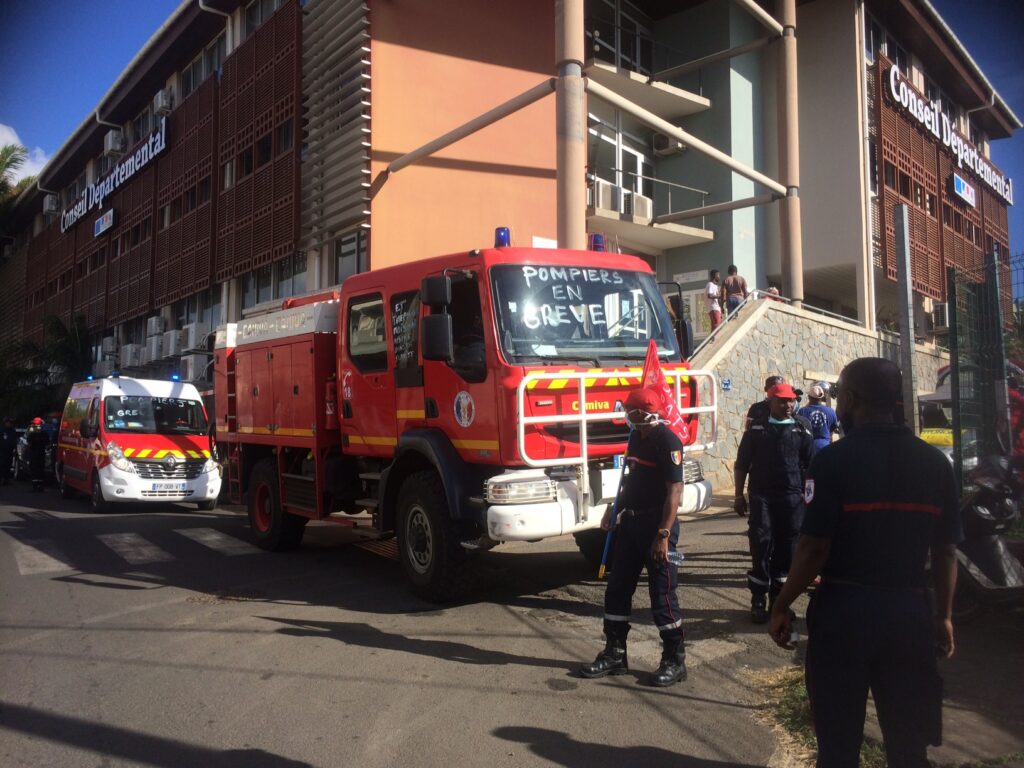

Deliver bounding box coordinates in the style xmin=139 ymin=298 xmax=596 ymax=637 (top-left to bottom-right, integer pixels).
xmin=639 ymin=339 xmax=690 ymax=444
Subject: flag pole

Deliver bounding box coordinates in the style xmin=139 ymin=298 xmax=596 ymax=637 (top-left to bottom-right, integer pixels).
xmin=597 ymin=449 xmax=628 ymax=579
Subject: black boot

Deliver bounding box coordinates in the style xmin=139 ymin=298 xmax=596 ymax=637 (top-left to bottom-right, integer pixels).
xmin=751 ymin=596 xmax=768 ymax=624
xmin=651 ymin=649 xmax=687 ymax=687
xmin=578 ymin=638 xmax=628 ymax=678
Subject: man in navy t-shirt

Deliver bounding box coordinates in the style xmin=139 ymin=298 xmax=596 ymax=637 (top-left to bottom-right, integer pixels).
xmin=797 ymin=384 xmax=839 ymax=451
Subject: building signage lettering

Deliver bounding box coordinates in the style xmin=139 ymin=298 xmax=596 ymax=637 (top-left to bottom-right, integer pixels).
xmin=59 ymin=117 xmax=168 ymax=234
xmin=94 ymin=209 xmax=115 ymax=238
xmin=886 ymin=68 xmax=1013 ymax=205
xmin=951 ymin=173 xmax=977 ymax=207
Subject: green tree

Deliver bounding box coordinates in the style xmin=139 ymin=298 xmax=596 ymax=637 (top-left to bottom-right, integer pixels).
xmin=7 ymin=315 xmax=95 ymax=420
xmin=0 ymin=143 xmax=32 ymax=235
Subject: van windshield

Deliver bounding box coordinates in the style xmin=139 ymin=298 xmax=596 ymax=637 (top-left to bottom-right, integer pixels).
xmin=103 ymin=396 xmax=209 ymax=435
xmin=490 ymin=264 xmax=679 ymax=364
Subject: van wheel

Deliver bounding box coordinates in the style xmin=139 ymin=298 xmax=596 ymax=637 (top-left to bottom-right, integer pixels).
xmin=196 ymin=499 xmax=217 ymax=511
xmin=91 ymin=473 xmax=111 ymax=513
xmin=574 ymin=528 xmax=612 ymax=570
xmin=396 ymin=470 xmax=471 ymax=602
xmin=57 ymin=465 xmax=75 ymax=499
xmin=248 ymin=459 xmax=306 ymax=550
xmin=11 ymin=456 xmax=21 ymax=482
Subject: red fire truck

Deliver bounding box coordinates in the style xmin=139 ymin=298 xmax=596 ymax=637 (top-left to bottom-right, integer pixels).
xmin=214 ymin=238 xmax=718 ymax=599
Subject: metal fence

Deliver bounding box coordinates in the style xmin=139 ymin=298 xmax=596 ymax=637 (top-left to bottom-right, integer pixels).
xmin=947 ymin=250 xmax=1022 ymax=491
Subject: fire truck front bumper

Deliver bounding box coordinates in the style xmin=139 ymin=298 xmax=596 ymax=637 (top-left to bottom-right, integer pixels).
xmin=483 ymin=471 xmax=712 ymax=542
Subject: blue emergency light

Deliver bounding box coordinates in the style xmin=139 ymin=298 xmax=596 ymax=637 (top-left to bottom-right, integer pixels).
xmin=86 ymin=375 xmax=94 ymax=381
xmin=494 ymin=227 xmax=511 ymax=247
xmin=589 ymin=233 xmax=605 ymax=252
xmin=171 ymin=373 xmax=180 ymax=382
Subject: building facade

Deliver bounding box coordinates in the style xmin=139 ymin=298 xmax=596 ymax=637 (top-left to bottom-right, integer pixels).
xmin=1 ymin=0 xmax=1016 ymax=376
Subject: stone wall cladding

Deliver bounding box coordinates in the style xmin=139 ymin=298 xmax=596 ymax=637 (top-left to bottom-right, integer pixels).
xmin=690 ymin=300 xmax=948 ymax=492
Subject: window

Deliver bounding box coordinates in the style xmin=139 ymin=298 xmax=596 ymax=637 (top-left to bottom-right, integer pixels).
xmin=953 ymin=211 xmax=963 ymax=234
xmin=885 ymin=35 xmax=907 ymax=72
xmin=276 ymin=252 xmax=306 ymax=299
xmin=160 ymin=204 xmax=171 ymax=230
xmin=256 ymin=133 xmax=273 ymax=167
xmin=347 ymin=294 xmax=387 ymax=372
xmin=868 ymin=139 xmax=878 ymax=194
xmin=448 ymin=277 xmax=487 ymax=383
xmin=204 ymin=34 xmax=226 ymax=77
xmin=171 ymin=196 xmax=182 ymax=223
xmin=334 ymin=229 xmax=368 ymax=285
xmin=865 ymin=15 xmax=882 ymax=62
xmin=245 ymin=0 xmax=282 ymax=38
xmin=222 ymin=159 xmax=234 ymax=191
xmin=913 ymin=182 xmax=924 ymax=210
xmin=241 ymin=265 xmax=274 ymax=309
xmin=133 ymin=108 xmax=152 ymax=143
xmin=180 ymin=66 xmax=194 ymax=100
xmin=198 ymin=176 xmax=211 ymax=205
xmin=142 ymin=217 xmax=152 ymax=241
xmin=391 ymin=290 xmax=422 ymax=387
xmin=185 ymin=186 xmax=197 ymax=213
xmin=131 ymin=224 xmax=141 ymax=247
xmin=942 ymin=204 xmax=951 ymax=227
xmin=238 ymin=148 xmax=254 ymax=178
xmin=276 ymin=120 xmax=293 ymax=154
xmin=926 ymin=193 xmax=936 ymax=218
xmin=898 ymin=171 xmax=911 ymax=199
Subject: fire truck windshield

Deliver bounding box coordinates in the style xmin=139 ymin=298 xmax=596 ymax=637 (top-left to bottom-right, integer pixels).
xmin=103 ymin=396 xmax=209 ymax=435
xmin=490 ymin=264 xmax=679 ymax=364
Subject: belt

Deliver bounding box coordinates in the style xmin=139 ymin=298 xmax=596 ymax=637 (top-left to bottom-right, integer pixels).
xmin=619 ymin=507 xmax=658 ymax=518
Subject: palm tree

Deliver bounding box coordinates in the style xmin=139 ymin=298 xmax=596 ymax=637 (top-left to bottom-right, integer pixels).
xmin=13 ymin=315 xmax=94 ymax=417
xmin=0 ymin=143 xmax=31 ymax=236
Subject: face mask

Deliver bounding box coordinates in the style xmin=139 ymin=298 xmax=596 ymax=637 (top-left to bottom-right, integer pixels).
xmin=626 ymin=411 xmax=659 ymax=430
xmin=768 ymin=416 xmax=795 ymax=425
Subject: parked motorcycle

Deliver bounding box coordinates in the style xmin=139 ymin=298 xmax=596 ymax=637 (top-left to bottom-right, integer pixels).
xmin=952 ymin=454 xmax=1024 ymax=620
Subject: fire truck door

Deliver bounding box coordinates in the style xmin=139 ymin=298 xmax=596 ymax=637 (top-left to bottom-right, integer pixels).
xmin=421 ymin=276 xmax=499 ymax=461
xmin=342 ymin=292 xmax=397 ymax=457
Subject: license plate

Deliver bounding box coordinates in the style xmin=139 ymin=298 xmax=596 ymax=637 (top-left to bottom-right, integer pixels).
xmin=151 ymin=482 xmax=187 ymax=492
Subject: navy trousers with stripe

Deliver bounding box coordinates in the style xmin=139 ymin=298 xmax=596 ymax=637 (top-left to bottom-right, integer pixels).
xmin=602 ymin=511 xmax=684 ymax=651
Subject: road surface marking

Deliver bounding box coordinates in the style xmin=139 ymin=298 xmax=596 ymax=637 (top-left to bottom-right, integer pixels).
xmin=8 ymin=537 xmax=75 ymax=575
xmin=97 ymin=533 xmax=175 ymax=565
xmin=175 ymin=527 xmax=260 ymax=556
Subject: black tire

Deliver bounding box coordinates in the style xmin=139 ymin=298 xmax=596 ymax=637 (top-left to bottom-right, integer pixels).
xmin=91 ymin=473 xmax=111 ymax=513
xmin=57 ymin=465 xmax=75 ymax=499
xmin=396 ymin=470 xmax=471 ymax=602
xmin=196 ymin=499 xmax=217 ymax=511
xmin=247 ymin=459 xmax=306 ymax=551
xmin=11 ymin=456 xmax=21 ymax=482
xmin=574 ymin=528 xmax=613 ymax=570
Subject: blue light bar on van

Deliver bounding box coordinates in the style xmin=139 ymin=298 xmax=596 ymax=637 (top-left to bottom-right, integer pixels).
xmin=171 ymin=373 xmax=180 ymax=381
xmin=86 ymin=375 xmax=94 ymax=381
xmin=494 ymin=227 xmax=511 ymax=247
xmin=589 ymin=233 xmax=605 ymax=252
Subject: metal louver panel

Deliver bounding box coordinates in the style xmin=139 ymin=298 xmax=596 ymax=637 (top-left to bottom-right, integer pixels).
xmin=301 ymin=0 xmax=371 ymax=248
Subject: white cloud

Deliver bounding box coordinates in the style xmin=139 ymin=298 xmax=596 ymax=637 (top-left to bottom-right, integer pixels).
xmin=0 ymin=124 xmax=51 ymax=183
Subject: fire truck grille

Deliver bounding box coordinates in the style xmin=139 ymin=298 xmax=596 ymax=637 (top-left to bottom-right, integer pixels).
xmin=682 ymin=460 xmax=703 ymax=484
xmin=541 ymin=422 xmax=630 ymax=445
xmin=131 ymin=459 xmax=205 ymax=480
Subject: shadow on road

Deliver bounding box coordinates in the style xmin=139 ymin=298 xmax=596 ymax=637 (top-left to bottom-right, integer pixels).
xmin=263 ymin=616 xmax=573 ymax=671
xmin=0 ymin=700 xmax=310 ymax=767
xmin=493 ymin=725 xmax=763 ymax=768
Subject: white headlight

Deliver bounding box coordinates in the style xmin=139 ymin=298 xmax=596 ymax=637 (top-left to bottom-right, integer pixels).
xmin=486 ymin=478 xmax=556 ymax=504
xmin=105 ymin=441 xmax=136 ymax=473
xmin=203 ymin=458 xmax=219 ymax=474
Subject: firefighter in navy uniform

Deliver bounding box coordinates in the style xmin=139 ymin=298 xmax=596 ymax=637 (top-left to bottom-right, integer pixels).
xmin=26 ymin=417 xmax=51 ymax=493
xmin=770 ymin=358 xmax=961 ymax=768
xmin=578 ymin=388 xmax=687 ymax=687
xmin=735 ymin=382 xmax=815 ymax=623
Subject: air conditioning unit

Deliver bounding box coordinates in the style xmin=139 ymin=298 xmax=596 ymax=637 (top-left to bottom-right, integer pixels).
xmin=153 ymin=88 xmax=173 ymax=116
xmin=120 ymin=343 xmax=142 ymax=368
xmin=182 ymin=322 xmax=210 ymax=352
xmin=163 ymin=330 xmax=183 ymax=357
xmin=103 ymin=129 xmax=126 ymax=157
xmin=93 ymin=360 xmax=115 ymax=377
xmin=632 ymin=193 xmax=653 ymax=223
xmin=43 ymin=195 xmax=60 ymax=215
xmin=101 ymin=336 xmax=117 ymax=354
xmin=653 ymin=132 xmax=685 ymax=157
xmin=932 ymin=303 xmax=949 ymax=332
xmin=590 ymin=178 xmax=615 ymax=211
xmin=147 ymin=335 xmax=163 ymax=361
xmin=146 ymin=315 xmax=165 ymax=337
xmin=180 ymin=354 xmax=209 ymax=383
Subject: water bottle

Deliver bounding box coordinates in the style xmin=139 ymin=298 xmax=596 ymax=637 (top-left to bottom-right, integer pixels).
xmin=666 ymin=550 xmax=685 ymax=566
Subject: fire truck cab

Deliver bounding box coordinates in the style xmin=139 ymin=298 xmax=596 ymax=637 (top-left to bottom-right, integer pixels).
xmin=216 ymin=244 xmax=717 ymax=599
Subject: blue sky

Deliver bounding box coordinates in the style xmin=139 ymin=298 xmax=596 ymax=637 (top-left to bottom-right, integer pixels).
xmin=1 ymin=0 xmax=1022 ymax=253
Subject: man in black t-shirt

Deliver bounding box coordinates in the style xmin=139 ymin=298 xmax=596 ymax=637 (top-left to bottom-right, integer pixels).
xmin=770 ymin=358 xmax=962 ymax=768
xmin=578 ymin=387 xmax=686 ymax=687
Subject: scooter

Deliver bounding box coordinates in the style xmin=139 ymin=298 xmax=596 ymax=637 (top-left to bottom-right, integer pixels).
xmin=952 ymin=454 xmax=1024 ymax=620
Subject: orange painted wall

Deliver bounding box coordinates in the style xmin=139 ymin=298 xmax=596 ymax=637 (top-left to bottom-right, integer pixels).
xmin=369 ymin=0 xmax=557 ymax=268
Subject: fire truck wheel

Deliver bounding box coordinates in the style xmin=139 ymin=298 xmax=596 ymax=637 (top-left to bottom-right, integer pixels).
xmin=91 ymin=473 xmax=111 ymax=513
xmin=248 ymin=459 xmax=306 ymax=551
xmin=574 ymin=529 xmax=612 ymax=569
xmin=397 ymin=470 xmax=470 ymax=602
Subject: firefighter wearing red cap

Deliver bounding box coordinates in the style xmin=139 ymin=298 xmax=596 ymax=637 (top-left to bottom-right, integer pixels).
xmin=578 ymin=386 xmax=687 ymax=687
xmin=734 ymin=382 xmax=815 ymax=622
xmin=26 ymin=416 xmax=50 ymax=492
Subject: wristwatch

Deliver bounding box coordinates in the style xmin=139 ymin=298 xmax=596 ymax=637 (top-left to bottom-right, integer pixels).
xmin=657 ymin=528 xmax=671 ymax=540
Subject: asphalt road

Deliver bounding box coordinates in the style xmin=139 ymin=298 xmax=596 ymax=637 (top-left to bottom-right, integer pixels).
xmin=0 ymin=481 xmax=1021 ymax=768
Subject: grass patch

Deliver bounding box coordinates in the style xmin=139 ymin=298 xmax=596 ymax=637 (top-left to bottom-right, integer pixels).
xmin=749 ymin=665 xmax=888 ymax=768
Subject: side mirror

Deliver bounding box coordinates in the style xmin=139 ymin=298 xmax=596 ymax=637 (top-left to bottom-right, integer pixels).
xmin=421 ymin=275 xmax=452 ymax=307
xmin=422 ymin=314 xmax=454 ymax=362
